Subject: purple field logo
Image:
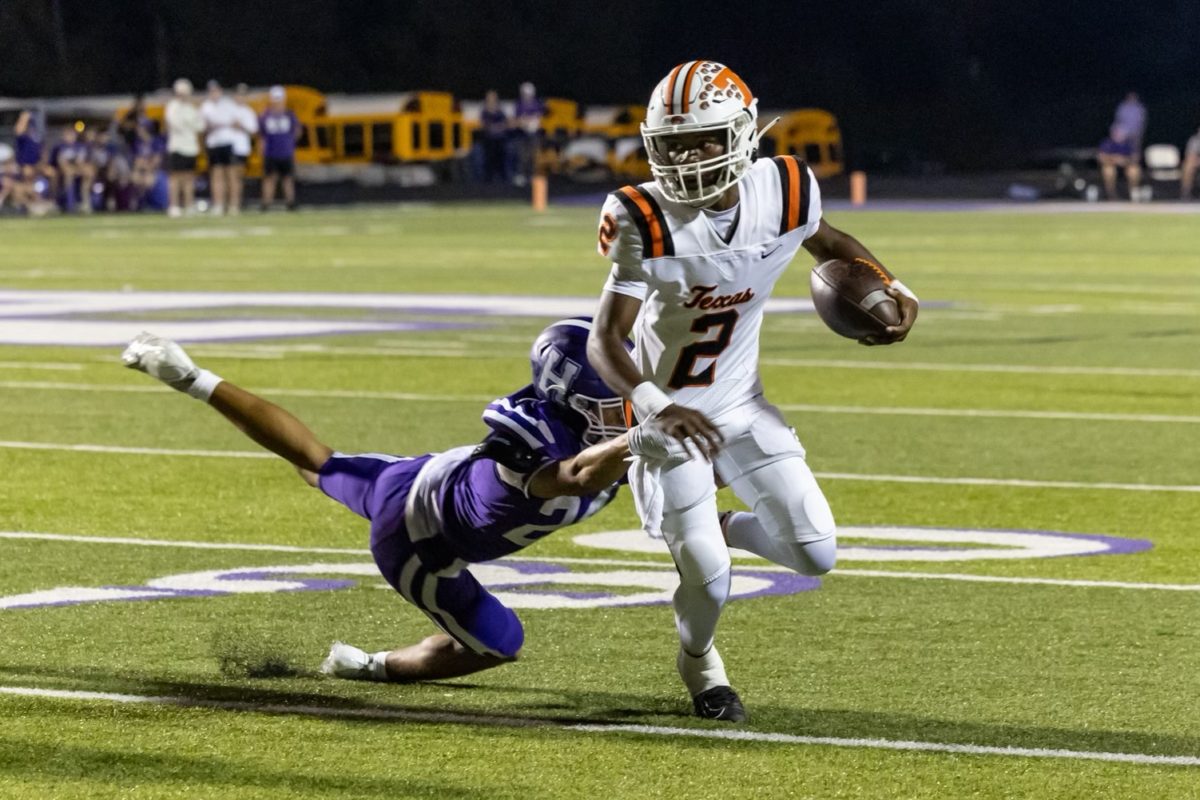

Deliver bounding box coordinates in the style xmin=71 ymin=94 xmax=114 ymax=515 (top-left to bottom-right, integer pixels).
xmin=0 ymin=561 xmax=818 ymax=612
xmin=573 ymin=527 xmax=1153 ymax=562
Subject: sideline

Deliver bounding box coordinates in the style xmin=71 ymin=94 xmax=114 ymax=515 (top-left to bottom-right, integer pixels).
xmin=0 ymin=685 xmax=1195 ymax=767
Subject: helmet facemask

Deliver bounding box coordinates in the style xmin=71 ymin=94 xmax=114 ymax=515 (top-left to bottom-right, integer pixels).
xmin=643 ymin=108 xmax=759 ymax=208
xmin=566 ymin=392 xmax=629 ymax=446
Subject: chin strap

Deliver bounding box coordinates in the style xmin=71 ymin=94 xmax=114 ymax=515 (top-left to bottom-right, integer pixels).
xmin=750 ymin=115 xmax=781 ymax=160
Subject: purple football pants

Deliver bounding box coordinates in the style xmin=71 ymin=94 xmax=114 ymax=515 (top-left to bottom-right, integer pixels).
xmin=318 ymin=453 xmax=524 ymax=658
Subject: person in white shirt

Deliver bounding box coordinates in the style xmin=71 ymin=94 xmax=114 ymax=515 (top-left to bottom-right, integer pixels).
xmin=587 ymin=61 xmax=918 ymax=723
xmin=227 ymin=83 xmax=259 ymax=215
xmin=164 ymin=78 xmax=205 ymax=218
xmin=1181 ymin=126 xmax=1200 ymax=200
xmin=200 ymin=80 xmax=240 ymax=214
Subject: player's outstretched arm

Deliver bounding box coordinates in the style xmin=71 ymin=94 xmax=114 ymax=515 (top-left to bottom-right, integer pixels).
xmin=803 ymin=222 xmax=919 ymax=345
xmin=121 ymin=333 xmax=332 ymax=474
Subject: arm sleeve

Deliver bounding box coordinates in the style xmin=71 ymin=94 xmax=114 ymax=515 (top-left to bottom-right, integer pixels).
xmin=596 ymin=192 xmax=649 ymax=298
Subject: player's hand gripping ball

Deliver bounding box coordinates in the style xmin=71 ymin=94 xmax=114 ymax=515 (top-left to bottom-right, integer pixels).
xmin=809 ymin=258 xmax=902 ymax=341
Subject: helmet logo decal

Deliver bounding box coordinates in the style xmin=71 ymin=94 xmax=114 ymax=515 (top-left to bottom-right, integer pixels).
xmin=535 ymin=346 xmax=580 ymax=404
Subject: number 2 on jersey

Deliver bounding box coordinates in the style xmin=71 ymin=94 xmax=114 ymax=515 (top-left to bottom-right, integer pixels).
xmin=667 ymin=311 xmax=739 ymax=389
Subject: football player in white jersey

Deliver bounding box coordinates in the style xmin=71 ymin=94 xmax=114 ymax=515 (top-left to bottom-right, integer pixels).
xmin=587 ymin=61 xmax=919 ymax=723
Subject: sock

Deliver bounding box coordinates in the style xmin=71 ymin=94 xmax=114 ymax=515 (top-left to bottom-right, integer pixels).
xmin=672 ymin=568 xmax=731 ymax=658
xmin=369 ymin=651 xmax=390 ymax=681
xmin=677 ymin=645 xmax=730 ymax=695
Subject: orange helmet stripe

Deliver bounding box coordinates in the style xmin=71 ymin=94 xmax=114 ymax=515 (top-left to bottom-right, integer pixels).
xmin=663 ymin=63 xmax=686 ymax=113
xmin=679 ymin=61 xmax=704 ymax=113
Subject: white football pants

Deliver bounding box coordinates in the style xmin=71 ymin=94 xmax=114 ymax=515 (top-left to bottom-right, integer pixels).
xmin=656 ymin=396 xmax=837 ymax=657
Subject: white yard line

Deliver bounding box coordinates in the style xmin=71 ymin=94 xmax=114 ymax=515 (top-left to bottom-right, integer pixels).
xmin=0 ymin=440 xmax=274 ymax=459
xmin=0 ymin=362 xmax=84 ymax=371
xmin=1 ymin=438 xmax=1197 ymax=492
xmin=814 ymin=472 xmax=1200 ymax=493
xmin=0 ymin=381 xmax=491 ymax=403
xmin=0 ymin=685 xmax=1194 ymax=767
xmin=761 ymin=358 xmax=1200 ymax=379
xmin=2 ymin=379 xmax=1196 ymax=424
xmin=778 ymin=403 xmax=1200 ymax=425
xmin=2 ymin=532 xmax=1197 ymax=592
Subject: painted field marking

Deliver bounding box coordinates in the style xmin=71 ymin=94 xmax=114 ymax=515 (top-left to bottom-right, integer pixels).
xmin=0 ymin=362 xmax=84 ymax=371
xmin=1 ymin=438 xmax=1198 ymax=493
xmin=1 ymin=532 xmax=1196 ymax=592
xmin=761 ymin=358 xmax=1200 ymax=379
xmin=777 ymin=403 xmax=1200 ymax=425
xmin=2 ymin=379 xmax=1197 ymax=425
xmin=0 ymin=685 xmax=1195 ymax=767
xmin=815 ymin=472 xmax=1200 ymax=494
xmin=0 ymin=441 xmax=274 ymax=459
xmin=0 ymin=381 xmax=493 ymax=403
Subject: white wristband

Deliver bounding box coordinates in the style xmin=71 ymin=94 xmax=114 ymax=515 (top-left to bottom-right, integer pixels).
xmin=185 ymin=368 xmax=223 ymax=402
xmin=631 ymin=381 xmax=672 ymax=421
xmin=890 ymin=280 xmax=918 ymax=302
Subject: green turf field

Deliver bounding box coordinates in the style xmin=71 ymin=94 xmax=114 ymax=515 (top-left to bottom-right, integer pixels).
xmin=0 ymin=204 xmax=1197 ymax=799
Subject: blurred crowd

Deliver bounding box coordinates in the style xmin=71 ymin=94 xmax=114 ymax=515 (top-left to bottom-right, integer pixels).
xmin=1097 ymin=92 xmax=1200 ymax=201
xmin=0 ymin=79 xmax=301 ymax=217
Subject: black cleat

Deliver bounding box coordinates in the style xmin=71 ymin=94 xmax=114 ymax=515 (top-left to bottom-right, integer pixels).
xmin=692 ymin=685 xmax=749 ymax=723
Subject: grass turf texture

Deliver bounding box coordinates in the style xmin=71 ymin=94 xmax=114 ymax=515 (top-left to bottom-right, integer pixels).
xmin=0 ymin=204 xmax=1198 ymax=799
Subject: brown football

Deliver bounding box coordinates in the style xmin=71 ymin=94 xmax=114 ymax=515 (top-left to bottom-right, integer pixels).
xmin=809 ymin=258 xmax=901 ymax=340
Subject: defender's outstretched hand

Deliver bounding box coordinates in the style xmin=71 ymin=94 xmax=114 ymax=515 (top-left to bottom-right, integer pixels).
xmin=627 ymin=405 xmax=723 ymax=461
xmin=122 ymin=332 xmax=221 ymax=401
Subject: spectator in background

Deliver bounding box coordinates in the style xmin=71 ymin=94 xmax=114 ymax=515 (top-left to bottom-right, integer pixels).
xmin=0 ymin=143 xmax=18 ymax=210
xmin=14 ymin=110 xmax=55 ymax=197
xmin=1113 ymin=92 xmax=1146 ymax=162
xmin=1097 ymin=124 xmax=1141 ymax=201
xmin=259 ymin=85 xmax=301 ymax=210
xmin=1181 ymin=124 xmax=1200 ymax=201
xmin=200 ymin=80 xmax=240 ymax=215
xmin=118 ymin=95 xmax=148 ymax=152
xmin=479 ymin=90 xmax=509 ymax=183
xmin=228 ymin=83 xmax=258 ymax=216
xmin=166 ymin=78 xmax=205 ymax=217
xmin=512 ymin=81 xmax=545 ymax=186
xmin=51 ymin=125 xmax=89 ymax=213
xmin=131 ymin=120 xmax=165 ymax=207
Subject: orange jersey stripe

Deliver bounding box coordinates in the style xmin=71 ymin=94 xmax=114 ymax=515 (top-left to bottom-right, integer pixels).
xmin=618 ymin=186 xmax=665 ymax=258
xmin=784 ymin=156 xmax=802 ymax=232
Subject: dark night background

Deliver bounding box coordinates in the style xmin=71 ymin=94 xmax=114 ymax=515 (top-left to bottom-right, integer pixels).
xmin=1 ymin=0 xmax=1198 ymax=170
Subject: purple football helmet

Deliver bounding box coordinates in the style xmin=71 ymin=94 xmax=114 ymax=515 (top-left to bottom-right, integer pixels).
xmin=530 ymin=317 xmax=631 ymax=445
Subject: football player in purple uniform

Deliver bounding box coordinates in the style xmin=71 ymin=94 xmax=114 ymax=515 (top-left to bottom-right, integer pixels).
xmin=122 ymin=319 xmax=673 ymax=683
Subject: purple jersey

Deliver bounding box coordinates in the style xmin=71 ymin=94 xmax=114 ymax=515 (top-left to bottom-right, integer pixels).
xmin=316 ymin=387 xmax=621 ymax=658
xmin=15 ymin=134 xmax=41 ymax=166
xmin=259 ymin=110 xmax=299 ymax=159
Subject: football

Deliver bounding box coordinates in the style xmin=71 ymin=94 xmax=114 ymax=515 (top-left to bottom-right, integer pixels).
xmin=809 ymin=258 xmax=902 ymax=340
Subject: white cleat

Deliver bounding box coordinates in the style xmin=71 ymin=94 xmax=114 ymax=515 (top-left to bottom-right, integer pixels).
xmin=121 ymin=332 xmax=198 ymax=390
xmin=321 ymin=641 xmax=388 ymax=681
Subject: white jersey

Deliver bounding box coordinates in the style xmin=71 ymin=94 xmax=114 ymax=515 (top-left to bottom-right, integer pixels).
xmin=200 ymin=96 xmax=240 ymax=148
xmin=230 ymin=103 xmax=259 ymax=157
xmin=599 ymin=155 xmax=822 ymax=416
xmin=165 ymin=99 xmax=204 ymax=157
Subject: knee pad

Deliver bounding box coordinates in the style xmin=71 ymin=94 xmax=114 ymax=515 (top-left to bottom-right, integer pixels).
xmin=669 ymin=532 xmax=731 ymax=587
xmin=784 ymin=536 xmax=837 ymax=576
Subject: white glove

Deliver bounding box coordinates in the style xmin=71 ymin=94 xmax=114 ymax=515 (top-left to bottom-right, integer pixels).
xmin=626 ymin=419 xmax=689 ymax=461
xmin=121 ymin=332 xmax=221 ymax=400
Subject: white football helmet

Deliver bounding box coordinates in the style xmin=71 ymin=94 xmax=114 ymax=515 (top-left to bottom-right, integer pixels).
xmin=641 ymin=61 xmax=761 ymax=208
